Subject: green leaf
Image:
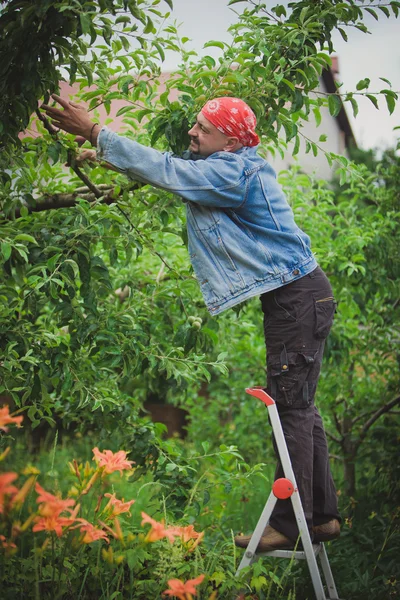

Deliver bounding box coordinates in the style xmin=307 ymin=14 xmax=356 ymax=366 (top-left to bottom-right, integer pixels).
xmin=153 ymin=41 xmax=165 ymax=62
xmin=365 ymin=7 xmax=378 ymax=20
xmin=348 ymin=96 xmax=359 ymax=118
xmin=116 ymin=105 xmax=134 ymax=117
xmin=328 ymin=94 xmax=342 ymax=117
xmin=293 ymin=135 xmax=300 ymax=156
xmin=1 ymin=242 xmax=11 ymax=261
xmin=356 ymin=78 xmax=370 ymax=91
xmin=319 ymin=134 xmax=327 ymax=142
xmin=203 ymin=41 xmax=225 ymax=50
xmin=366 ymin=94 xmax=379 ymax=109
xmin=14 ymin=234 xmax=37 ymax=245
xmin=80 ymin=13 xmax=91 ymax=36
xmin=385 ymin=93 xmax=396 ymax=114
xmin=378 ymin=5 xmax=390 ymax=17
xmin=283 ymin=121 xmax=298 ymax=142
xmin=313 ymin=107 xmax=321 ymax=127
xmin=282 ymin=78 xmax=295 ymax=92
xmin=338 ymin=28 xmax=348 ymax=42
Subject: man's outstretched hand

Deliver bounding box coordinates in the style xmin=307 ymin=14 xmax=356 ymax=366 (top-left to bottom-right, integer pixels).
xmin=41 ymin=94 xmax=100 ymax=145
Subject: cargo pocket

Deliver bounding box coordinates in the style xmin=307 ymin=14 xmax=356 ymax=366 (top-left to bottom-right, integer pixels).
xmin=267 ymin=351 xmax=317 ymax=408
xmin=313 ymin=296 xmax=337 ymax=340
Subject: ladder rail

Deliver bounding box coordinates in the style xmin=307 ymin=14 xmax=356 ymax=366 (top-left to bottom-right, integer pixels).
xmin=235 ymin=388 xmax=341 ymax=600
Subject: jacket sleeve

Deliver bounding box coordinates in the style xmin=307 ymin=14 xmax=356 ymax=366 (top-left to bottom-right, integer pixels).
xmin=97 ymin=127 xmax=246 ymax=208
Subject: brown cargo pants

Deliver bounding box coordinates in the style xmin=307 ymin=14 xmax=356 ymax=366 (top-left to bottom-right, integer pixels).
xmin=260 ymin=266 xmax=341 ymax=541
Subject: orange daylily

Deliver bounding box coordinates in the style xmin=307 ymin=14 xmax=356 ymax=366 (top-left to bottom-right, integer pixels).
xmin=0 ymin=472 xmax=18 ymax=513
xmin=0 ymin=534 xmax=17 ymax=553
xmin=104 ymin=492 xmax=135 ymax=517
xmin=74 ymin=518 xmax=110 ymax=544
xmin=0 ymin=405 xmax=23 ymax=432
xmin=32 ymin=514 xmax=77 ymax=537
xmin=163 ymin=574 xmax=205 ymax=600
xmin=35 ymin=482 xmax=75 ymax=517
xmin=92 ymin=447 xmax=134 ymax=475
xmin=141 ymin=511 xmax=177 ymax=543
xmin=32 ymin=502 xmax=80 ymax=538
xmin=169 ymin=524 xmax=205 ymax=552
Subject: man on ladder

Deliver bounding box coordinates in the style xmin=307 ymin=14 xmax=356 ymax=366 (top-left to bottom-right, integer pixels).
xmin=42 ymin=94 xmax=341 ymax=552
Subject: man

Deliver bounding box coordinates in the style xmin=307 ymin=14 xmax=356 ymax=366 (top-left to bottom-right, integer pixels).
xmin=42 ymin=94 xmax=341 ymax=549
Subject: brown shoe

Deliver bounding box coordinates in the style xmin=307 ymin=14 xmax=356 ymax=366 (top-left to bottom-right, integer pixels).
xmin=312 ymin=519 xmax=340 ymax=542
xmin=234 ymin=525 xmax=294 ymax=552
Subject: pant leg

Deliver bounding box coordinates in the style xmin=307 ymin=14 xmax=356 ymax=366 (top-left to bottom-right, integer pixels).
xmin=269 ymin=404 xmax=316 ymax=540
xmin=312 ymin=406 xmax=341 ymax=526
xmin=260 ymin=267 xmax=340 ymax=541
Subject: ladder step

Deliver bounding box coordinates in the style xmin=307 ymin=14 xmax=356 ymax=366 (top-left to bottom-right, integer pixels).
xmin=258 ymin=543 xmax=322 ymax=560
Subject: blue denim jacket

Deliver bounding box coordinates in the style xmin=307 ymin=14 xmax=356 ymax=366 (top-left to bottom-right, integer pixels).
xmin=98 ymin=127 xmax=317 ymax=315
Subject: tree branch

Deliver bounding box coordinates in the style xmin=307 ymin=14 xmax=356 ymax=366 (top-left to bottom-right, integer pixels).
xmin=326 ymin=430 xmax=341 ymax=444
xmin=35 ymin=108 xmax=58 ymax=137
xmin=12 ymin=183 xmax=141 ymax=217
xmin=356 ymin=395 xmax=400 ymax=448
xmin=67 ymin=150 xmax=103 ymax=199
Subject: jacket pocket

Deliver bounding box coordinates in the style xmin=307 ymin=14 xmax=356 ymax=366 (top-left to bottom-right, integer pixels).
xmin=313 ymin=296 xmax=337 ymax=340
xmin=268 ymin=350 xmax=316 ymax=408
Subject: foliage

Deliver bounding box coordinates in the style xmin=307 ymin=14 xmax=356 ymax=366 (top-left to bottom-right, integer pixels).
xmin=0 ymin=413 xmax=298 ymax=600
xmin=0 ymin=0 xmax=173 ymax=146
xmin=1 ymin=0 xmax=400 ymax=597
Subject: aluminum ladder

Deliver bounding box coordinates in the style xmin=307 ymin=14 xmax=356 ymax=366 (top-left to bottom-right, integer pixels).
xmin=235 ymin=387 xmax=341 ymax=600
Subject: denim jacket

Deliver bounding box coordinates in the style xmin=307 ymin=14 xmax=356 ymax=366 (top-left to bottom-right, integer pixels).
xmin=97 ymin=127 xmax=317 ymax=315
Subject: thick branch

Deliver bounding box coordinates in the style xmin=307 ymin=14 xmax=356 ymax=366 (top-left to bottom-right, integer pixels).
xmin=12 ymin=183 xmax=142 ymax=217
xmin=356 ymin=395 xmax=400 ymax=449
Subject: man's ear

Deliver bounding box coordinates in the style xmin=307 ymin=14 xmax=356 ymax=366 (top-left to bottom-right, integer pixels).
xmin=223 ymin=137 xmax=241 ymax=152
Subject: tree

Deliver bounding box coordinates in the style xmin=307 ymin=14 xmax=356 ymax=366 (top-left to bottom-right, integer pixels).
xmin=0 ymin=0 xmax=399 ymax=484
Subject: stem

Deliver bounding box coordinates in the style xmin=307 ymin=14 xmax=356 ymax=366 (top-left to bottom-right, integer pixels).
xmin=51 ymin=534 xmax=55 ymax=588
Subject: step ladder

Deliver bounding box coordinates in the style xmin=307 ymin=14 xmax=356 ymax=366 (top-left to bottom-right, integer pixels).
xmin=235 ymin=387 xmax=341 ymax=600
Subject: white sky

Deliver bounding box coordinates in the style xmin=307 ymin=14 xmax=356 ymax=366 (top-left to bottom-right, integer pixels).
xmin=162 ymin=0 xmax=400 ymax=151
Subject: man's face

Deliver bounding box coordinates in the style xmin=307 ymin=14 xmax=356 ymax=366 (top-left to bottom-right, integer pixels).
xmin=188 ymin=112 xmax=234 ymax=157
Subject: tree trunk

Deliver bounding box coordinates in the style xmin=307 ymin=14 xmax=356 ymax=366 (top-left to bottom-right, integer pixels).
xmin=343 ymin=452 xmax=357 ymax=497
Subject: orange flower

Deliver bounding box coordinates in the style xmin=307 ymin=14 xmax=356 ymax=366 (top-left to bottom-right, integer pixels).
xmin=74 ymin=518 xmax=110 ymax=544
xmin=0 ymin=405 xmax=23 ymax=432
xmin=0 ymin=534 xmax=17 ymax=553
xmin=32 ymin=514 xmax=76 ymax=537
xmin=104 ymin=492 xmax=135 ymax=517
xmin=163 ymin=574 xmax=205 ymax=600
xmin=0 ymin=472 xmax=18 ymax=513
xmin=92 ymin=447 xmax=134 ymax=475
xmin=141 ymin=512 xmax=177 ymax=543
xmin=35 ymin=482 xmax=75 ymax=517
xmin=169 ymin=525 xmax=205 ymax=552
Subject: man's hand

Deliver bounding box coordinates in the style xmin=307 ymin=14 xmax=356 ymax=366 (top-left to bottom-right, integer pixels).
xmin=75 ymin=149 xmax=98 ymax=165
xmin=41 ymin=94 xmax=100 ymax=143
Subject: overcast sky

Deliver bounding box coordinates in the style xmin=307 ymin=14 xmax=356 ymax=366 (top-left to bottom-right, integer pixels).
xmin=162 ymin=0 xmax=400 ymax=151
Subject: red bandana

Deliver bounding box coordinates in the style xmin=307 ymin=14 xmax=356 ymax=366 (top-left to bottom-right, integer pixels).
xmin=201 ymin=97 xmax=260 ymax=147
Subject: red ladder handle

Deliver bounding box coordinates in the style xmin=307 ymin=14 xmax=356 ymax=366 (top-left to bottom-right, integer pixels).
xmin=245 ymin=387 xmax=276 ymax=406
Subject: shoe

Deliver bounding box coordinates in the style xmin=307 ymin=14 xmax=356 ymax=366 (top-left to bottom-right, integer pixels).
xmin=234 ymin=525 xmax=294 ymax=552
xmin=312 ymin=519 xmax=340 ymax=542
